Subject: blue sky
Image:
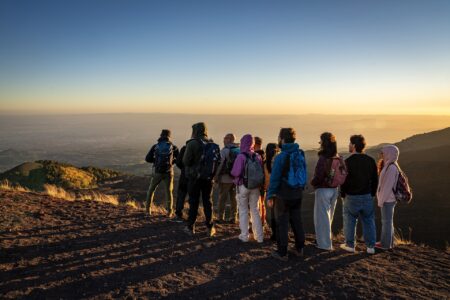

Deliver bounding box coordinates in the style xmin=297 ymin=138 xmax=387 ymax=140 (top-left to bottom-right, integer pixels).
xmin=1 ymin=0 xmax=449 ymax=114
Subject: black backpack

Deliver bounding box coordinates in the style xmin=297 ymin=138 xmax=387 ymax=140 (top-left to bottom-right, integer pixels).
xmin=153 ymin=141 xmax=174 ymax=173
xmin=196 ymin=140 xmax=221 ymax=180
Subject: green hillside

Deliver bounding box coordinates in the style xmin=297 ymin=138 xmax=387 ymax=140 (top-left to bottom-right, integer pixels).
xmin=0 ymin=160 xmax=120 ymax=190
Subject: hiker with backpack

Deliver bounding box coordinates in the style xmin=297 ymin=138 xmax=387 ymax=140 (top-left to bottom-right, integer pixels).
xmin=376 ymin=145 xmax=412 ymax=250
xmin=311 ymin=132 xmax=347 ymax=251
xmin=144 ymin=129 xmax=179 ymax=217
xmin=173 ymin=145 xmax=188 ymax=222
xmin=231 ymin=134 xmax=264 ymax=243
xmin=254 ymin=136 xmax=266 ymax=225
xmin=267 ymin=128 xmax=307 ymax=261
xmin=215 ymin=133 xmax=239 ymax=224
xmin=264 ymin=142 xmax=280 ymax=241
xmin=182 ymin=122 xmax=220 ymax=237
xmin=340 ymin=135 xmax=378 ymax=255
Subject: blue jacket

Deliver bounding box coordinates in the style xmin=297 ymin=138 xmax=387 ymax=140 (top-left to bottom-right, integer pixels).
xmin=266 ymin=143 xmax=306 ymax=200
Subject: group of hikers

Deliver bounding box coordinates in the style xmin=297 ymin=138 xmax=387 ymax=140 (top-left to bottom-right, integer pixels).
xmin=144 ymin=122 xmax=412 ymax=261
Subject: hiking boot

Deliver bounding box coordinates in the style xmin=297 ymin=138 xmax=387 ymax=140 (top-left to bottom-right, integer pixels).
xmin=208 ymin=226 xmax=216 ymax=237
xmin=170 ymin=216 xmax=184 ymax=223
xmin=367 ymin=247 xmax=375 ymax=255
xmin=340 ymin=243 xmax=356 ymax=253
xmin=183 ymin=226 xmax=194 ymax=236
xmin=291 ymin=247 xmax=304 ymax=257
xmin=271 ymin=251 xmax=288 ymax=262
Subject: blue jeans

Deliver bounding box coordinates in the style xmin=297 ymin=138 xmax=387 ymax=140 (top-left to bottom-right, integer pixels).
xmin=314 ymin=188 xmax=338 ymax=250
xmin=343 ymin=194 xmax=376 ymax=248
xmin=380 ymin=201 xmax=396 ymax=249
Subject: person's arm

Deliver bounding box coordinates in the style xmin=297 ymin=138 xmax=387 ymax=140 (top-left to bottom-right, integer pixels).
xmin=370 ymin=159 xmax=379 ymax=197
xmin=145 ymin=145 xmax=156 ymax=163
xmin=183 ymin=141 xmax=196 ymax=167
xmin=311 ymin=156 xmax=326 ymax=188
xmin=176 ymin=146 xmax=185 ymax=170
xmin=214 ymin=148 xmax=227 ymax=180
xmin=340 ymin=158 xmax=350 ymax=197
xmin=266 ymin=154 xmax=285 ymax=200
xmin=377 ymin=165 xmax=397 ymax=205
xmin=172 ymin=145 xmax=179 ymax=165
xmin=230 ymin=154 xmax=246 ymax=179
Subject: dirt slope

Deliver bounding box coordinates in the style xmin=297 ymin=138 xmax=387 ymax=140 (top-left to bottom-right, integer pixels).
xmin=0 ymin=190 xmax=449 ymax=299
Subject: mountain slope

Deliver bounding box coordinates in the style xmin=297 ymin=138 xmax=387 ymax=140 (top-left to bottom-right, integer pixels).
xmin=0 ymin=190 xmax=448 ymax=299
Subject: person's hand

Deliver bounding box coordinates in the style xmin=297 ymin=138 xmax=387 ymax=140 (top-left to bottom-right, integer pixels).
xmin=267 ymin=198 xmax=274 ymax=208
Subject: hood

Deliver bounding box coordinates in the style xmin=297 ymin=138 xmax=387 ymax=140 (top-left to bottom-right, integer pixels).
xmin=157 ymin=136 xmax=170 ymax=143
xmin=382 ymin=145 xmax=399 ymax=165
xmin=281 ymin=142 xmax=300 ymax=153
xmin=240 ymin=134 xmax=254 ymax=153
xmin=192 ymin=122 xmax=208 ymax=139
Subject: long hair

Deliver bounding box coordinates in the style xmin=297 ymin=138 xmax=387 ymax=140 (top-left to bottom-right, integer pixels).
xmin=318 ymin=132 xmax=337 ymax=158
xmin=265 ymin=143 xmax=279 ymax=174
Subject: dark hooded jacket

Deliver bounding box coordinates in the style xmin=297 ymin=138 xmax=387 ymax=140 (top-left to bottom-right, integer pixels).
xmin=145 ymin=137 xmax=179 ymax=174
xmin=182 ymin=122 xmax=209 ymax=179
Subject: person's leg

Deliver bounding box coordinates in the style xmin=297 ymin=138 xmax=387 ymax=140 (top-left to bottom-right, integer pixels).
xmin=237 ymin=185 xmax=250 ymax=241
xmin=342 ymin=196 xmax=359 ymax=248
xmin=381 ymin=202 xmax=396 ymax=249
xmin=201 ymin=179 xmax=214 ymax=228
xmin=249 ymin=188 xmax=264 ymax=242
xmin=229 ymin=184 xmax=238 ymax=223
xmin=145 ymin=173 xmax=163 ymax=214
xmin=217 ymin=182 xmax=227 ymax=221
xmin=360 ymin=194 xmax=376 ymax=248
xmin=187 ymin=179 xmax=201 ymax=231
xmin=175 ymin=173 xmax=188 ymax=218
xmin=290 ymin=196 xmax=305 ymax=251
xmin=274 ymin=197 xmax=289 ymax=256
xmin=161 ymin=173 xmax=174 ymax=216
xmin=259 ymin=191 xmax=266 ymax=226
xmin=314 ymin=188 xmax=333 ymax=250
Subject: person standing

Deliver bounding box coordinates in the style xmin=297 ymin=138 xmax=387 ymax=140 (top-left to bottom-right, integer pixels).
xmin=311 ymin=132 xmax=343 ymax=251
xmin=231 ymin=134 xmax=264 ymax=243
xmin=376 ymin=145 xmax=400 ymax=250
xmin=215 ymin=133 xmax=238 ymax=223
xmin=173 ymin=145 xmax=188 ymax=222
xmin=182 ymin=122 xmax=220 ymax=237
xmin=254 ymin=136 xmax=266 ymax=225
xmin=144 ymin=129 xmax=179 ymax=217
xmin=340 ymin=135 xmax=378 ymax=254
xmin=267 ymin=128 xmax=307 ymax=261
xmin=264 ymin=143 xmax=280 ymax=241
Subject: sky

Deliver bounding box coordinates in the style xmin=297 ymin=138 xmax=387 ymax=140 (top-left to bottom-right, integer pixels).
xmin=0 ymin=0 xmax=449 ymax=115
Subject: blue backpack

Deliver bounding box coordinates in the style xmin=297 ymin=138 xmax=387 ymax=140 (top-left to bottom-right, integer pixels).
xmin=283 ymin=149 xmax=307 ymax=188
xmin=153 ymin=141 xmax=174 ymax=173
xmin=196 ymin=140 xmax=221 ymax=180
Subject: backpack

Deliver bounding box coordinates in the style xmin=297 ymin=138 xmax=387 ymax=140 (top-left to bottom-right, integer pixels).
xmin=243 ymin=153 xmax=265 ymax=189
xmin=326 ymin=156 xmax=348 ymax=188
xmin=390 ymin=163 xmax=413 ymax=204
xmin=222 ymin=146 xmax=240 ymax=175
xmin=196 ymin=140 xmax=221 ymax=180
xmin=153 ymin=141 xmax=174 ymax=173
xmin=277 ymin=150 xmax=307 ymax=205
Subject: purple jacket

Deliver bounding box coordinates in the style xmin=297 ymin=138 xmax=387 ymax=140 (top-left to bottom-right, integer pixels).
xmin=231 ymin=134 xmax=263 ymax=186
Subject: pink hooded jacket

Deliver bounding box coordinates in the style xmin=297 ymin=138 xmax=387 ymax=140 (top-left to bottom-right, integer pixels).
xmin=376 ymin=145 xmax=400 ymax=207
xmin=230 ymin=134 xmax=263 ymax=186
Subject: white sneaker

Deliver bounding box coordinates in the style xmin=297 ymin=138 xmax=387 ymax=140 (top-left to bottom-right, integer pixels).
xmin=367 ymin=247 xmax=375 ymax=255
xmin=340 ymin=243 xmax=355 ymax=253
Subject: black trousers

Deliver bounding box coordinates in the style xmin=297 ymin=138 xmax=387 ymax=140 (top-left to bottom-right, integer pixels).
xmin=274 ymin=194 xmax=305 ymax=256
xmin=175 ymin=172 xmax=189 ymax=218
xmin=187 ymin=178 xmax=214 ymax=229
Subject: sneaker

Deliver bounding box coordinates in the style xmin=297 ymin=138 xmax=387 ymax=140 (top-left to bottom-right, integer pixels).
xmin=238 ymin=236 xmax=249 ymax=243
xmin=375 ymin=242 xmax=388 ymax=250
xmin=208 ymin=226 xmax=216 ymax=237
xmin=367 ymin=247 xmax=375 ymax=255
xmin=271 ymin=251 xmax=288 ymax=262
xmin=291 ymin=248 xmax=304 ymax=257
xmin=170 ymin=216 xmax=184 ymax=223
xmin=340 ymin=243 xmax=356 ymax=253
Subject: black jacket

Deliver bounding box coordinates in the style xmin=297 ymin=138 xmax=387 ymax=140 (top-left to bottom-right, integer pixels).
xmin=145 ymin=137 xmax=179 ymax=172
xmin=340 ymin=153 xmax=378 ymax=197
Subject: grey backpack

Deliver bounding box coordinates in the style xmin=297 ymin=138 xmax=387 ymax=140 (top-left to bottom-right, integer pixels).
xmin=243 ymin=153 xmax=264 ymax=189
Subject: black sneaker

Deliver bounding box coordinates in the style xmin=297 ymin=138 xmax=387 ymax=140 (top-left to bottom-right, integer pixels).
xmin=291 ymin=247 xmax=304 ymax=257
xmin=271 ymin=251 xmax=288 ymax=262
xmin=183 ymin=226 xmax=194 ymax=236
xmin=170 ymin=216 xmax=184 ymax=223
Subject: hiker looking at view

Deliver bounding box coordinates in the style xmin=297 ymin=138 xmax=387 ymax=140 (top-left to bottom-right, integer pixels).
xmin=254 ymin=136 xmax=266 ymax=225
xmin=144 ymin=129 xmax=179 ymax=217
xmin=311 ymin=132 xmax=347 ymax=251
xmin=214 ymin=133 xmax=239 ymax=224
xmin=376 ymin=145 xmax=411 ymax=250
xmin=182 ymin=122 xmax=220 ymax=237
xmin=267 ymin=128 xmax=307 ymax=261
xmin=231 ymin=134 xmax=264 ymax=243
xmin=264 ymin=142 xmax=280 ymax=241
xmin=340 ymin=134 xmax=378 ymax=255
